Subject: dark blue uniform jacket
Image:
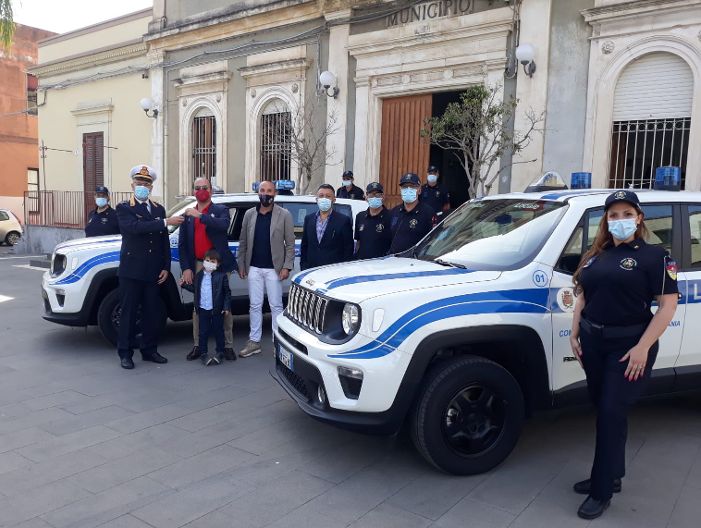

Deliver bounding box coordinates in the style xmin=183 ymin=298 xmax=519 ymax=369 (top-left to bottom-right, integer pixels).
xmin=85 ymin=206 xmax=120 ymax=237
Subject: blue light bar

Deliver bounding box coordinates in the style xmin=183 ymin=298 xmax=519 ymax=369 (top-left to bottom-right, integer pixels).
xmin=571 ymin=172 xmax=592 ymax=189
xmin=251 ymin=180 xmax=296 ymax=192
xmin=654 ymin=166 xmax=681 ymax=191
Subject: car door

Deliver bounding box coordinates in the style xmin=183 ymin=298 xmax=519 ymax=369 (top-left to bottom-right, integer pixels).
xmin=674 ymin=203 xmax=701 ymax=389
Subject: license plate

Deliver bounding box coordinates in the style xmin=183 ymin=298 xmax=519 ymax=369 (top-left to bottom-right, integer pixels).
xmin=278 ymin=346 xmax=293 ymax=371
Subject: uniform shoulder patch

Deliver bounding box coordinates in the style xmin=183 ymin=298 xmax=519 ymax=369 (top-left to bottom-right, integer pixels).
xmin=665 ymin=255 xmax=678 ymax=281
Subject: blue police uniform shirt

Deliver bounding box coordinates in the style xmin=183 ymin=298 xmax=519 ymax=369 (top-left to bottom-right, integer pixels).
xmin=420 ymin=183 xmax=450 ymax=214
xmin=389 ymin=202 xmax=435 ymax=254
xmin=336 ymin=184 xmax=365 ymax=201
xmin=580 ymin=239 xmax=679 ymax=326
xmin=354 ymin=207 xmax=392 ymax=259
xmin=85 ymin=206 xmax=120 ymax=237
xmin=250 ymin=208 xmax=274 ymax=269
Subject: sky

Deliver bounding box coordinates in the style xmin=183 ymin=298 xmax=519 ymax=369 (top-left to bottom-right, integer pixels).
xmin=12 ymin=0 xmax=153 ymax=34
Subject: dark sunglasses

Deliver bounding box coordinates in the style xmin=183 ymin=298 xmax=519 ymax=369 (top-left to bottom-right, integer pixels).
xmin=194 ymin=185 xmax=210 ymax=191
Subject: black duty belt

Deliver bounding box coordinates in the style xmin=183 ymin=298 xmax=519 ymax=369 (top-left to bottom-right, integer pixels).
xmin=580 ymin=318 xmax=648 ymax=339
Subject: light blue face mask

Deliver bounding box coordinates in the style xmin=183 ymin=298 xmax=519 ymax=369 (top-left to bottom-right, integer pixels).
xmin=427 ymin=174 xmax=438 ymax=184
xmin=95 ymin=197 xmax=108 ymax=208
xmin=134 ymin=186 xmax=150 ymax=201
xmin=343 ymin=180 xmax=353 ymax=187
xmin=317 ymin=198 xmax=332 ymax=212
xmin=367 ymin=197 xmax=383 ymax=209
xmin=608 ymin=219 xmax=637 ymax=241
xmin=401 ymin=187 xmax=418 ymax=203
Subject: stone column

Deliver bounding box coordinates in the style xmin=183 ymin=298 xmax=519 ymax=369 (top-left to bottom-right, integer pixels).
xmin=147 ymin=49 xmax=166 ymax=201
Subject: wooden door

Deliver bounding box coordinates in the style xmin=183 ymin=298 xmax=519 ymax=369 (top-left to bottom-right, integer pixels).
xmin=379 ymin=94 xmax=432 ymax=208
xmin=83 ymin=132 xmax=104 ymax=221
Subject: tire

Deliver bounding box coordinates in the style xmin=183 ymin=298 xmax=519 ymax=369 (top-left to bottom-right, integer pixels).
xmin=411 ymin=355 xmax=525 ymax=475
xmin=5 ymin=231 xmax=21 ymax=246
xmin=97 ymin=288 xmax=167 ymax=347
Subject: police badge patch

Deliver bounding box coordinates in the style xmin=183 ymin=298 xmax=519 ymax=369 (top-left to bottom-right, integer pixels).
xmin=376 ymin=223 xmax=384 ymax=232
xmin=665 ymin=257 xmax=678 ymax=280
xmin=614 ymin=190 xmax=627 ymax=200
xmin=409 ymin=219 xmax=418 ymax=229
xmin=619 ymin=257 xmax=637 ymax=270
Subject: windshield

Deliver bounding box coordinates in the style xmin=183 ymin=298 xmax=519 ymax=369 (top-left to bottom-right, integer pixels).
xmin=166 ymin=197 xmax=196 ymax=234
xmin=415 ymin=199 xmax=567 ymax=270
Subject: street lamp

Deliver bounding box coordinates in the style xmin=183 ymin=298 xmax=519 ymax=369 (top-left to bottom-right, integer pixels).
xmin=319 ymin=71 xmax=339 ymax=99
xmin=139 ymin=97 xmax=159 ymax=118
xmin=515 ymin=43 xmax=536 ymax=78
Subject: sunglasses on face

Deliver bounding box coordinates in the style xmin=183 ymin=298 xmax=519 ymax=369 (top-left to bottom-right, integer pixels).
xmin=194 ymin=186 xmax=210 ymax=191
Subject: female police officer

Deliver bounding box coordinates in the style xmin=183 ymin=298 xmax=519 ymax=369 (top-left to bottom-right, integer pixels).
xmin=569 ymin=190 xmax=678 ymax=519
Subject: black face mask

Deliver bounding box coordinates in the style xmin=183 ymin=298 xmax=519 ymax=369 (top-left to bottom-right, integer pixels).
xmin=259 ymin=194 xmax=274 ymax=206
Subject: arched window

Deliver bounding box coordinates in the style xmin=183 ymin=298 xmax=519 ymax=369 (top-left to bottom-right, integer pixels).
xmin=191 ymin=107 xmax=217 ymax=184
xmin=259 ymin=98 xmax=291 ymax=181
xmin=610 ymin=52 xmax=693 ymax=189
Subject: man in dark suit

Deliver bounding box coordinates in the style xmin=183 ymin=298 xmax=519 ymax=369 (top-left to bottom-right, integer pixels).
xmin=115 ymin=165 xmax=183 ymax=370
xmin=178 ymin=177 xmax=237 ymax=361
xmin=301 ymin=183 xmax=353 ymax=270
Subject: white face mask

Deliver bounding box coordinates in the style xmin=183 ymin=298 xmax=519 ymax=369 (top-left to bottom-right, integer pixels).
xmin=202 ymin=260 xmax=217 ymax=272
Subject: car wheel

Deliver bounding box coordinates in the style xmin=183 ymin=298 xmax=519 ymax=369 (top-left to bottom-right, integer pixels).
xmin=411 ymin=355 xmax=525 ymax=475
xmin=97 ymin=288 xmax=168 ymax=347
xmin=5 ymin=231 xmax=21 ymax=246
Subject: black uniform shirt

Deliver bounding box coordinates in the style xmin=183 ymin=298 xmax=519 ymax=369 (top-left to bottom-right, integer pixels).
xmin=250 ymin=208 xmax=274 ymax=269
xmin=354 ymin=207 xmax=392 ymax=259
xmin=420 ymin=183 xmax=450 ymax=214
xmin=389 ymin=202 xmax=435 ymax=254
xmin=580 ymin=239 xmax=679 ymax=326
xmin=337 ymin=184 xmax=365 ymax=201
xmin=85 ymin=206 xmax=120 ymax=237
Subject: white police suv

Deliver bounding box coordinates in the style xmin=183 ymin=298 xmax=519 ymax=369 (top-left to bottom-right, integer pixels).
xmin=272 ymin=188 xmax=701 ymax=475
xmin=41 ymin=192 xmax=368 ymax=345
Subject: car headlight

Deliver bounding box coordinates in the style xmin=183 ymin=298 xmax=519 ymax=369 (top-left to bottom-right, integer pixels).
xmin=341 ymin=303 xmax=360 ymax=335
xmin=50 ymin=253 xmax=66 ymax=278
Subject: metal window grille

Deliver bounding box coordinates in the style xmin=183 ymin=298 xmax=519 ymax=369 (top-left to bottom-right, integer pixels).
xmin=260 ymin=111 xmax=291 ymax=181
xmin=192 ymin=116 xmax=216 ymax=183
xmin=609 ymin=117 xmax=690 ymax=189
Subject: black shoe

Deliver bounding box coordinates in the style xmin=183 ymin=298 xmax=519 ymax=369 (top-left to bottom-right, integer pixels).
xmin=224 ymin=348 xmax=236 ymax=361
xmin=120 ymin=357 xmax=135 ymax=370
xmin=186 ymin=346 xmax=201 ymax=361
xmin=573 ymin=478 xmax=621 ymax=495
xmin=142 ymin=352 xmax=168 ymax=364
xmin=577 ymin=496 xmax=610 ymax=520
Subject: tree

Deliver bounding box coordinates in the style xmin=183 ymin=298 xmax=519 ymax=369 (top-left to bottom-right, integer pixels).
xmin=0 ymin=0 xmax=14 ymax=49
xmin=287 ymin=94 xmax=340 ymax=194
xmin=422 ymin=84 xmax=544 ymax=198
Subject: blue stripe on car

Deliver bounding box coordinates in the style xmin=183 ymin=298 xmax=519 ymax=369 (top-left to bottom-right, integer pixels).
xmin=323 ymin=268 xmax=473 ymax=290
xmin=53 ymin=251 xmax=121 ymax=285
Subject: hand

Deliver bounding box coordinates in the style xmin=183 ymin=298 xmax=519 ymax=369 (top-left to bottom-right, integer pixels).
xmin=238 ymin=269 xmax=247 ymax=280
xmin=620 ymin=343 xmax=649 ymax=382
xmin=279 ymin=268 xmax=290 ymax=281
xmin=569 ymin=334 xmax=583 ymax=368
xmin=166 ymin=216 xmax=184 ymax=226
xmin=184 ymin=208 xmax=202 ymax=218
xmin=181 ymin=269 xmax=193 ymax=285
xmin=157 ymin=270 xmax=169 ymax=285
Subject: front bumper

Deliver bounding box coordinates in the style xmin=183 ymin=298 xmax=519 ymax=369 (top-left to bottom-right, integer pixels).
xmin=41 ymin=272 xmax=90 ymax=326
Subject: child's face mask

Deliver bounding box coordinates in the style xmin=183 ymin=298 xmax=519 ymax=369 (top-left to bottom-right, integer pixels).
xmin=202 ymin=260 xmax=218 ymax=272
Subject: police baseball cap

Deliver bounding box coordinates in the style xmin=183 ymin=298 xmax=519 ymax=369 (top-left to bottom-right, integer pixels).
xmin=95 ymin=186 xmax=109 ymax=194
xmin=366 ymin=182 xmax=384 ymax=193
xmin=427 ymin=165 xmax=439 ymax=173
xmin=605 ymin=190 xmax=641 ymax=211
xmin=342 ymin=170 xmax=354 ymax=179
xmin=129 ymin=164 xmax=157 ymax=183
xmin=399 ymin=173 xmax=420 ymax=186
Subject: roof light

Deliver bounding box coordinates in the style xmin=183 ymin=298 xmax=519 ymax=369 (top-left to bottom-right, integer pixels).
xmin=570 ymin=172 xmax=591 ymax=189
xmin=251 ymin=180 xmax=296 ymax=193
xmin=653 ymin=166 xmax=681 ymax=191
xmin=524 ymin=171 xmax=568 ymax=193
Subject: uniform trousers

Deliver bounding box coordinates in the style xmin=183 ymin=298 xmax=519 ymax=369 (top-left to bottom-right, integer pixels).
xmin=248 ymin=266 xmax=283 ymax=343
xmin=117 ymin=277 xmax=161 ymax=359
xmin=191 ymin=260 xmax=233 ymax=348
xmin=579 ymin=323 xmax=658 ymax=501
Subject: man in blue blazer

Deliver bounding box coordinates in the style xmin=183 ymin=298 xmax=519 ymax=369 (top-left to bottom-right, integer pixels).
xmin=178 ymin=177 xmax=237 ymax=361
xmin=300 ymin=183 xmax=354 ymax=271
xmin=116 ymin=165 xmax=183 ymax=370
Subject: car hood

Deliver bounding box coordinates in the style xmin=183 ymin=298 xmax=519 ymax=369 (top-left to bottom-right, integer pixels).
xmin=291 ymin=257 xmax=501 ymax=303
xmin=54 ymin=235 xmax=122 ymax=254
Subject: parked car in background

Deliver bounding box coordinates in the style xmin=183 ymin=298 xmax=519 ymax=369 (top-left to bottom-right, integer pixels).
xmin=0 ymin=209 xmax=23 ymax=246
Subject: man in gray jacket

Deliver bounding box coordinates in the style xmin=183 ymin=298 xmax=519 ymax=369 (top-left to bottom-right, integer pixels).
xmin=237 ymin=181 xmax=295 ymax=357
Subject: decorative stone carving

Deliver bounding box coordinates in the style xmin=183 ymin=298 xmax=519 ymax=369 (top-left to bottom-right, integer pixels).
xmin=601 ymin=40 xmax=615 ymax=54
xmin=250 ymin=89 xmax=256 ymax=98
xmin=291 ymin=83 xmax=299 ymax=93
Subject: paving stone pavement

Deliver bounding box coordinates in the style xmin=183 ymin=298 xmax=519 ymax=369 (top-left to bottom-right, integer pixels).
xmin=1 ymin=255 xmax=700 ymax=528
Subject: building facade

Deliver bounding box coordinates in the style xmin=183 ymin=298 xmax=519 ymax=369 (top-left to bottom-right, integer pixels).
xmin=0 ymin=24 xmax=55 ymax=221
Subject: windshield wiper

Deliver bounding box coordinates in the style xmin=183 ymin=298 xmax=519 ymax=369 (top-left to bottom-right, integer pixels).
xmin=434 ymin=258 xmax=468 ymax=269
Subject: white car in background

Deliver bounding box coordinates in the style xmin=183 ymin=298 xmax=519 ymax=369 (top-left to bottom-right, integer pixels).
xmin=0 ymin=209 xmax=23 ymax=246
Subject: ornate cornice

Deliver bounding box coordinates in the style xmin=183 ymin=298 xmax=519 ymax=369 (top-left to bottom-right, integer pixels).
xmin=582 ymin=0 xmax=701 ymax=24
xmin=30 ymin=41 xmax=148 ymax=78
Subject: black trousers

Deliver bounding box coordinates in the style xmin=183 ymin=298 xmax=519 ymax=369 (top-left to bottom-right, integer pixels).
xmin=117 ymin=277 xmax=160 ymax=359
xmin=580 ymin=324 xmax=658 ymax=501
xmin=198 ymin=309 xmax=224 ymax=355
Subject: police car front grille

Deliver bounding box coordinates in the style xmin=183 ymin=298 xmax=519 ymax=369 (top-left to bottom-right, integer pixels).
xmin=286 ymin=284 xmax=328 ymax=334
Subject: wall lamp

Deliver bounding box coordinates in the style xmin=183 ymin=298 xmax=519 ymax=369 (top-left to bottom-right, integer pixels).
xmin=515 ymin=43 xmax=536 ymax=78
xmin=139 ymin=97 xmax=159 ymax=118
xmin=319 ymin=71 xmax=339 ymax=99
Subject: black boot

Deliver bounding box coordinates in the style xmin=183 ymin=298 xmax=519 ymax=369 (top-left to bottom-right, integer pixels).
xmin=577 ymin=496 xmax=610 ymax=520
xmin=573 ymin=478 xmax=621 ymax=495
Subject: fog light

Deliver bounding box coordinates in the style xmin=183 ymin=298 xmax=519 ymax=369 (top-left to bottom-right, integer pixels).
xmin=317 ymin=385 xmax=327 ymax=405
xmin=338 ymin=366 xmax=363 ymax=400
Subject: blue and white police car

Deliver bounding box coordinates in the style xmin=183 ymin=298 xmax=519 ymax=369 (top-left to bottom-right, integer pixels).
xmin=41 ymin=189 xmax=368 ymax=345
xmin=273 ymin=185 xmax=701 ymax=475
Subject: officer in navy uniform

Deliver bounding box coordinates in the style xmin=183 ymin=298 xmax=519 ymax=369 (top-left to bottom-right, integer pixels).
xmin=570 ymin=190 xmax=679 ymax=519
xmin=389 ymin=173 xmax=435 ymax=254
xmin=354 ymin=182 xmax=392 ymax=259
xmin=115 ymin=165 xmax=184 ymax=370
xmin=85 ymin=186 xmax=120 ymax=237
xmin=420 ymin=165 xmax=450 ymax=216
xmin=336 ymin=170 xmax=365 ymax=200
